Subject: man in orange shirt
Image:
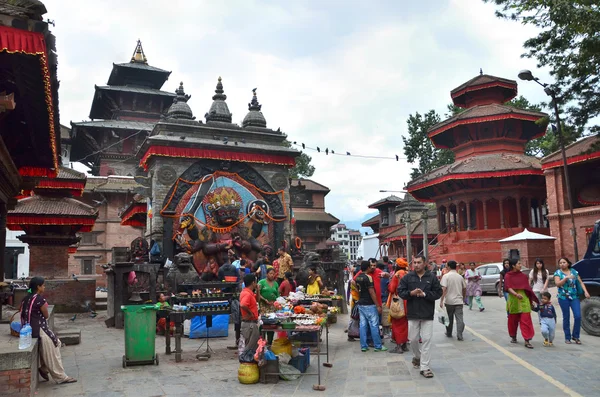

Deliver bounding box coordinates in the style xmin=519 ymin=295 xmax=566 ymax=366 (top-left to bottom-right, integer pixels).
xmin=240 ymin=274 xmax=260 ymax=353
xmin=277 ymin=247 xmax=293 ymax=284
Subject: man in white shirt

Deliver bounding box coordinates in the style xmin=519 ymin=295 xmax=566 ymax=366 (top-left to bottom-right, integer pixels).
xmin=439 ymin=260 xmax=467 ymax=341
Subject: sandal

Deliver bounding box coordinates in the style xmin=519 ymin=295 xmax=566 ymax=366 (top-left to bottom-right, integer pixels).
xmin=420 ymin=369 xmax=434 ymax=378
xmin=60 ymin=377 xmax=77 ymax=384
xmin=38 ymin=369 xmax=49 ymax=382
xmin=510 ymin=337 xmax=518 ymax=344
xmin=573 ymin=338 xmax=581 ymax=345
xmin=524 ymin=341 xmax=534 ymax=349
xmin=565 ymin=340 xmax=572 ymax=344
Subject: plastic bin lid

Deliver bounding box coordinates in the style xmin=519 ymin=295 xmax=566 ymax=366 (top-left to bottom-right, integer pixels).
xmin=120 ymin=304 xmax=158 ymax=312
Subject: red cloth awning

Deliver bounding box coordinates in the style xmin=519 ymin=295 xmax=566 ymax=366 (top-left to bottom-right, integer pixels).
xmin=6 ymin=215 xmax=97 ymax=231
xmin=35 ymin=180 xmax=86 ymax=196
xmin=140 ymin=145 xmax=296 ymax=170
xmin=407 ymin=169 xmax=544 ymax=193
xmin=120 ymin=203 xmax=147 ymax=227
xmin=541 ymin=150 xmax=600 ymax=170
xmin=0 ymin=25 xmax=59 ymax=177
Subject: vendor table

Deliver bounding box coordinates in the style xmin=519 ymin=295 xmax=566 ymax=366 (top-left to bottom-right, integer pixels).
xmin=260 ymin=322 xmax=332 ymax=391
xmin=161 ymin=281 xmax=238 ymax=362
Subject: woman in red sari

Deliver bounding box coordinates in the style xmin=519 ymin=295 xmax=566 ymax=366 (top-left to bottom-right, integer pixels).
xmin=504 ymin=259 xmax=539 ymax=348
xmin=387 ymin=258 xmax=409 ymax=353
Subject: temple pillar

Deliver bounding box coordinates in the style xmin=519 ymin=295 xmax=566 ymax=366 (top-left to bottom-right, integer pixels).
xmin=457 ymin=203 xmax=462 ymax=231
xmin=499 ymin=198 xmax=505 ymax=228
xmin=483 ymin=199 xmax=488 ymax=230
xmin=446 ymin=206 xmax=451 ymax=233
xmin=526 ymin=197 xmax=532 ymax=227
xmin=537 ymin=201 xmax=544 ymax=228
xmin=466 ymin=202 xmax=471 ymax=230
xmin=516 ymin=196 xmax=523 ymax=228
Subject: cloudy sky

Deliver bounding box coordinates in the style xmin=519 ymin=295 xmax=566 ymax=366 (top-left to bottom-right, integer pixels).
xmin=45 ymin=0 xmax=551 ymax=226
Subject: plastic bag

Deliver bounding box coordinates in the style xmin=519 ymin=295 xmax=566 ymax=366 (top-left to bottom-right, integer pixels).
xmin=436 ymin=308 xmax=450 ymax=327
xmin=239 ymin=349 xmax=256 ymax=363
xmin=183 ymin=319 xmax=191 ymax=336
xmin=347 ymin=318 xmax=359 ymax=338
xmin=389 ymin=295 xmax=405 ymax=319
xmin=276 ymin=352 xmax=292 ymax=364
xmin=279 ymin=362 xmax=301 ymax=381
xmin=271 ymin=337 xmax=292 ymax=356
xmin=264 ymin=350 xmax=277 ymax=361
xmin=238 ymin=335 xmax=246 ymax=356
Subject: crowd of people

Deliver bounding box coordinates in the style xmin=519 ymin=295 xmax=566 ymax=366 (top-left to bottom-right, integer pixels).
xmin=345 ymin=254 xmax=590 ymax=379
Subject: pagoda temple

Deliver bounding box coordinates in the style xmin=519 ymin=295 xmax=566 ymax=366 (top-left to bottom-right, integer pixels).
xmin=70 ymin=40 xmax=174 ymax=176
xmin=406 ymin=73 xmax=550 ymax=263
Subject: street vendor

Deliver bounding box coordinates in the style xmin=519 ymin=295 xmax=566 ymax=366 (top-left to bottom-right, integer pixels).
xmin=155 ymin=293 xmax=173 ymax=335
xmin=257 ymin=266 xmax=280 ymax=345
xmin=307 ymin=266 xmax=323 ymax=295
xmin=240 ymin=274 xmax=260 ymax=354
xmin=277 ymin=247 xmax=294 ymax=285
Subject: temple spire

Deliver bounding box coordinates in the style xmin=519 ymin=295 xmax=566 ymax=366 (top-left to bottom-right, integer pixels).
xmin=242 ymin=88 xmax=267 ymax=128
xmin=166 ymin=82 xmax=194 ymax=120
xmin=130 ymin=39 xmax=148 ymax=64
xmin=205 ymin=76 xmax=233 ymax=123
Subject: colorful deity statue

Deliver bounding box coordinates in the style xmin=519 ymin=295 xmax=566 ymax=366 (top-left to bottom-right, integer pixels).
xmin=175 ymin=179 xmax=272 ymax=275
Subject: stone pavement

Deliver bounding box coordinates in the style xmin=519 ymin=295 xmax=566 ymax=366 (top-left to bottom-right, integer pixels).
xmin=34 ymin=289 xmax=600 ymax=397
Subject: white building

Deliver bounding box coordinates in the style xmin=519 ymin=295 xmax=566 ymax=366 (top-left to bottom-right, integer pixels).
xmin=5 ymin=229 xmax=30 ymax=279
xmin=358 ymin=232 xmax=381 ymax=260
xmin=330 ymin=224 xmax=362 ymax=261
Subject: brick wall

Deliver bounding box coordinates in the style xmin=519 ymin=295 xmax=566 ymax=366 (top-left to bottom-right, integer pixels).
xmin=42 ymin=279 xmax=96 ymax=313
xmin=29 ymin=245 xmax=69 ymax=278
xmin=0 ymin=341 xmax=38 ymax=397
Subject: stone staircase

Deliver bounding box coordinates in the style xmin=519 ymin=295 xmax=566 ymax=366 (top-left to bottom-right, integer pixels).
xmin=96 ymin=291 xmax=107 ymax=311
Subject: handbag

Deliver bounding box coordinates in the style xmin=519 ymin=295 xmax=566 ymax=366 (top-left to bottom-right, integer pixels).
xmin=389 ymin=294 xmax=405 ymax=319
xmin=576 ymin=278 xmax=586 ymax=300
xmin=350 ymin=303 xmax=360 ymax=320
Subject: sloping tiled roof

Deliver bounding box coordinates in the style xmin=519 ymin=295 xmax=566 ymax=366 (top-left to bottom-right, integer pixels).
xmin=451 ymin=74 xmax=517 ymax=97
xmin=368 ymin=195 xmax=403 ymax=209
xmin=112 ymin=62 xmax=170 ymax=74
xmin=294 ymin=211 xmax=340 ymax=224
xmin=541 ymin=135 xmax=600 ymax=165
xmin=291 ymin=178 xmax=330 ymax=192
xmin=428 ymin=104 xmax=547 ymax=137
xmin=407 ymin=152 xmax=542 ymax=189
xmin=0 ymin=0 xmax=46 ymax=17
xmin=56 ymin=167 xmax=86 ymax=180
xmin=85 ymin=176 xmax=142 ymax=193
xmin=95 ymin=85 xmax=175 ymax=97
xmin=382 ymin=217 xmax=440 ymax=242
xmin=361 ymin=214 xmax=380 ymax=227
xmin=71 ymin=120 xmax=155 ymax=131
xmin=9 ymin=196 xmax=98 ymax=217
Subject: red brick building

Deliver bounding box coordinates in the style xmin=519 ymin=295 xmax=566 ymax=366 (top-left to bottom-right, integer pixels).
xmin=290 ymin=178 xmax=339 ymax=251
xmin=542 ymin=135 xmax=600 ymax=262
xmin=407 ymin=73 xmax=551 ymax=264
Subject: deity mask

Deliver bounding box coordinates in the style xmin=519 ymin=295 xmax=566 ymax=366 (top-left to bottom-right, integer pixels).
xmin=205 ymin=188 xmax=242 ymax=226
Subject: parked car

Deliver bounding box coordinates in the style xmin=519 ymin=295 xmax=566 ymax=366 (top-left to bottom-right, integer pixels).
xmin=477 ymin=263 xmax=530 ymax=294
xmin=573 ymin=219 xmax=600 ymax=336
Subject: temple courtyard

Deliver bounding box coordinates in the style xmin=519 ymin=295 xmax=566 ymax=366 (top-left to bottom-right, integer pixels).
xmin=15 ymin=289 xmax=599 ymax=397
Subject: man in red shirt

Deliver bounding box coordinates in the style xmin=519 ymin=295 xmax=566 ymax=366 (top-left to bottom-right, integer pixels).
xmin=240 ymin=274 xmax=260 ymax=353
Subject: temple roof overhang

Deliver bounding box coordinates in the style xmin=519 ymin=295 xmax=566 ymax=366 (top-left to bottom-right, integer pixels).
xmin=32 ymin=166 xmax=87 ymax=197
xmin=0 ymin=25 xmax=60 ymax=178
xmin=89 ymin=85 xmax=175 ymax=120
xmin=361 ymin=214 xmax=380 ymax=227
xmin=406 ymin=153 xmax=545 ymax=202
xmin=293 ymin=211 xmax=339 ymax=224
xmin=428 ymin=104 xmax=548 ymax=149
xmin=107 ymin=62 xmax=172 ymax=90
xmin=7 ymin=195 xmax=98 ymax=232
xmin=138 ymin=135 xmax=299 ymax=170
xmin=368 ymin=195 xmax=403 ymax=209
xmin=451 ymin=74 xmax=517 ymax=108
xmin=541 ymin=135 xmax=600 ymax=170
xmin=119 ymin=199 xmax=147 ymax=228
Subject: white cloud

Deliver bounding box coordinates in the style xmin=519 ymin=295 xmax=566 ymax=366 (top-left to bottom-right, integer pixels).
xmin=45 ymin=0 xmax=551 ymax=224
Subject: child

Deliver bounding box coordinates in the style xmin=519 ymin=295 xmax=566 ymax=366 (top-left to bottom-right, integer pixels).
xmin=533 ymin=291 xmax=557 ymax=346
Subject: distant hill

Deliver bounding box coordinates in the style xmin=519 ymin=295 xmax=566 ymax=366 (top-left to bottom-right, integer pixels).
xmin=338 ymin=211 xmax=378 ymax=236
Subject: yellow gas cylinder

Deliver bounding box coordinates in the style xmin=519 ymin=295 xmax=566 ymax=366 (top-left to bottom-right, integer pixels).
xmin=238 ymin=362 xmax=259 ymax=384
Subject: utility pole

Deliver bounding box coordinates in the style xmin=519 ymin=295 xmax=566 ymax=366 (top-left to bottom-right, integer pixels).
xmin=403 ymin=210 xmax=412 ymax=263
xmin=421 ymin=209 xmax=429 ymax=260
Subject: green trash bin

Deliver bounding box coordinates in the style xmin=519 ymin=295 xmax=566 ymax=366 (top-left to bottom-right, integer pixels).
xmin=121 ymin=304 xmax=159 ymax=368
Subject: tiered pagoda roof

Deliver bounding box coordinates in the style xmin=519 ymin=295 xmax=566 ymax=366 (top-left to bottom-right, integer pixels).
xmin=407 ymin=72 xmax=549 ymax=202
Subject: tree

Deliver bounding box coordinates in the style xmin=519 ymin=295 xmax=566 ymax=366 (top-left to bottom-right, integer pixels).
xmin=284 ymin=140 xmax=315 ymax=178
xmin=484 ymin=0 xmax=600 ymax=134
xmin=402 ymin=110 xmax=454 ymax=179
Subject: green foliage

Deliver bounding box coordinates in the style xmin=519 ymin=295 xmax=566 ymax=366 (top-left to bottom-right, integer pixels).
xmin=484 ymin=0 xmax=600 ymax=134
xmin=402 ymin=110 xmax=454 ymax=179
xmin=284 ymin=140 xmax=315 ymax=178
